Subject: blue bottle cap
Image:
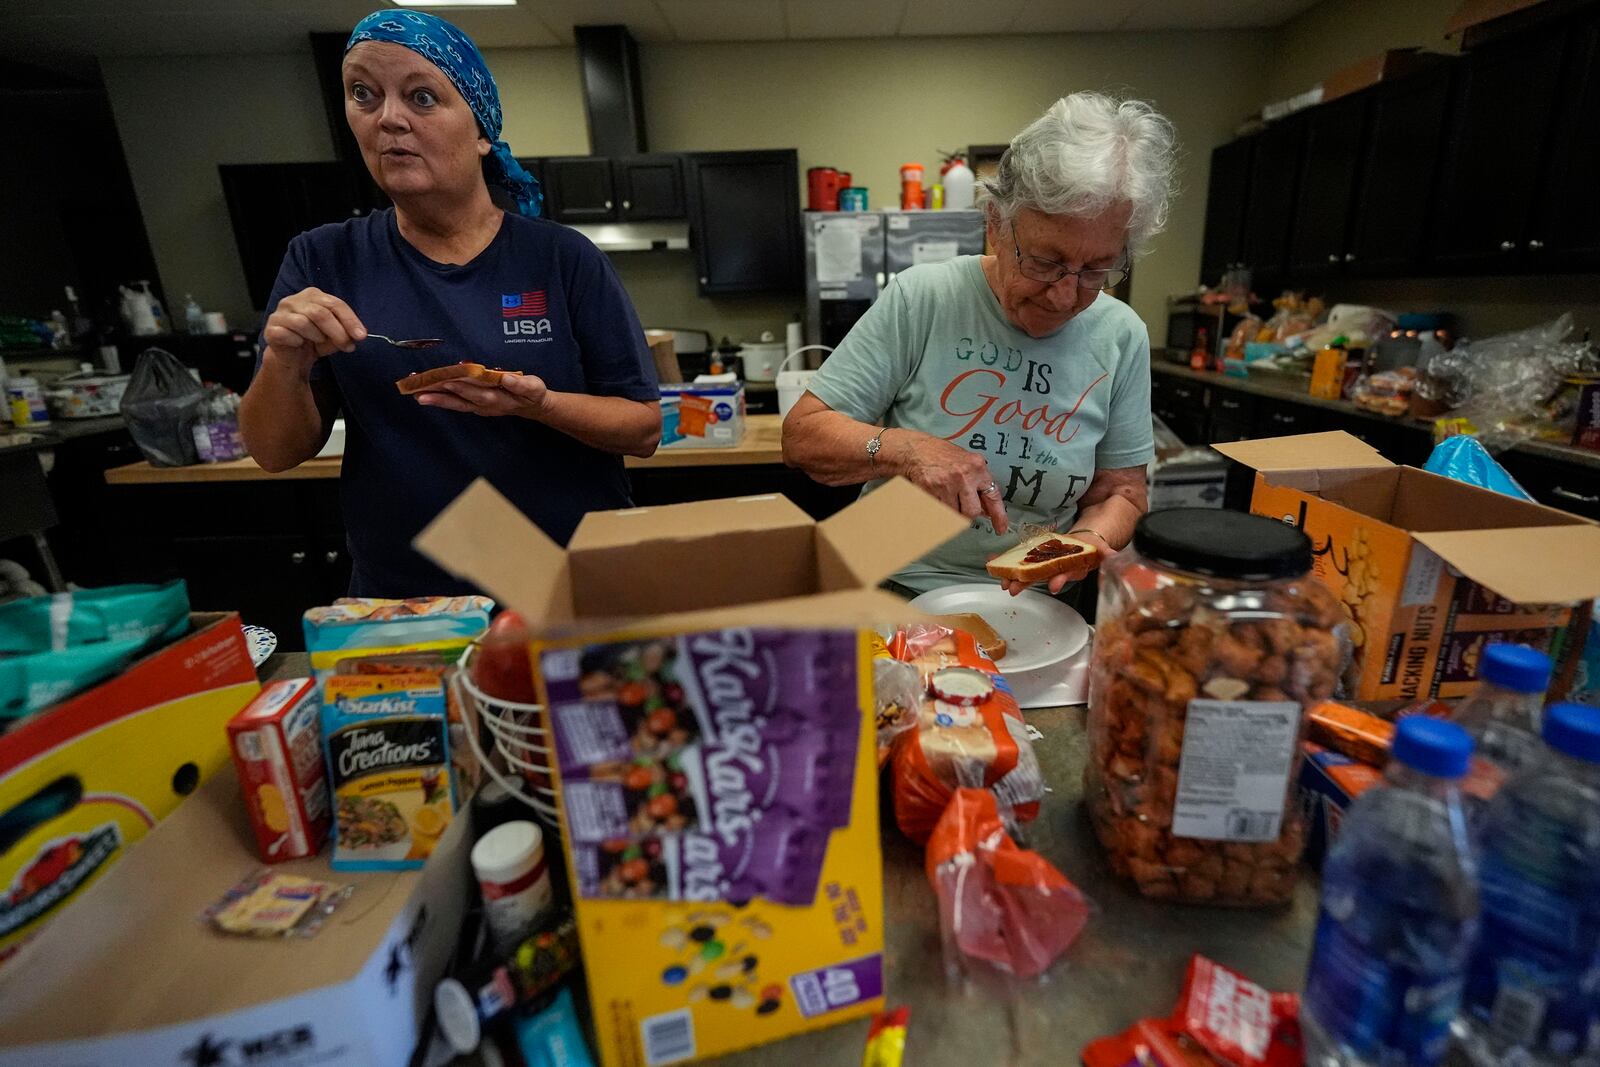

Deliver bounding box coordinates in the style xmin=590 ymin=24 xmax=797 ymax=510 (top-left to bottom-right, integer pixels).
xmin=1392 ymin=716 xmax=1473 ymax=778
xmin=1479 ymin=644 xmax=1552 ymax=694
xmin=1543 ymin=703 xmax=1600 ymax=764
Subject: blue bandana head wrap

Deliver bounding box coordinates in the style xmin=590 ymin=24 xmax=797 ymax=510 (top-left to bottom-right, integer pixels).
xmin=347 ymin=10 xmax=542 ymax=217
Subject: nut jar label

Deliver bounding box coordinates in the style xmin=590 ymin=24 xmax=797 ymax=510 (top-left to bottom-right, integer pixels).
xmin=1172 ymin=700 xmax=1300 ymax=842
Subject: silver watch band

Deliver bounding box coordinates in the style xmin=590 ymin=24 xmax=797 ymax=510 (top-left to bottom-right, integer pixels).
xmin=867 ymin=427 xmax=886 ymax=470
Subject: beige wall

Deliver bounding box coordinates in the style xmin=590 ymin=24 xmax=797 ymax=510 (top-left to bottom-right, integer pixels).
xmin=101 ymin=53 xmax=337 ymax=330
xmin=102 ymin=31 xmax=1272 ymax=346
xmin=1264 ymin=0 xmax=1461 ymax=101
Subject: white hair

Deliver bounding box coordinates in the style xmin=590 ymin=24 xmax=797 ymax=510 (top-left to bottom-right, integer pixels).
xmin=980 ymin=92 xmax=1178 ymax=255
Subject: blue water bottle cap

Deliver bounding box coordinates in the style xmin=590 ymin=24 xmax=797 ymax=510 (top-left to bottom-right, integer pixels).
xmin=1543 ymin=703 xmax=1600 ymax=764
xmin=1392 ymin=717 xmax=1473 ymax=778
xmin=1479 ymin=643 xmax=1552 ymax=694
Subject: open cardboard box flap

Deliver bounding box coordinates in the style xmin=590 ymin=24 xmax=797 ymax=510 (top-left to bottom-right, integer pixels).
xmin=1213 ymin=431 xmax=1392 ymax=474
xmin=415 ymin=476 xmax=967 ymax=631
xmin=1414 ymin=526 xmax=1600 ymax=603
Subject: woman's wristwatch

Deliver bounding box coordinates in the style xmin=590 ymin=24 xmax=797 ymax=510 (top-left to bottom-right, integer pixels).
xmin=866 ymin=427 xmax=887 ymax=472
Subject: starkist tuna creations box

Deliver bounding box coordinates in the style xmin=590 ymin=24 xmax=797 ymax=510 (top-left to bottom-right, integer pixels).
xmin=1215 ymin=432 xmax=1600 ymax=701
xmin=416 ymin=477 xmax=967 ymax=1066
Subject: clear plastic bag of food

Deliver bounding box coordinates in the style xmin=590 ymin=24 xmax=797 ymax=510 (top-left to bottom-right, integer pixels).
xmin=925 ymin=787 xmax=1090 ymax=982
xmin=886 ymin=625 xmax=1044 ymax=844
xmin=202 ymin=869 xmax=353 ymax=938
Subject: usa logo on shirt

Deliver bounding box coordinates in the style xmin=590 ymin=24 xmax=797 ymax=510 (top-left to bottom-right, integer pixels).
xmin=501 ymin=291 xmax=552 ymax=339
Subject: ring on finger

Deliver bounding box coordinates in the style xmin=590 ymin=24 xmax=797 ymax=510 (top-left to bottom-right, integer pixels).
xmin=980 ymin=481 xmax=1001 ymax=497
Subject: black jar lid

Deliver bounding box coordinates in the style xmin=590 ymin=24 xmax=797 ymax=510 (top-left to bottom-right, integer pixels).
xmin=1133 ymin=508 xmax=1312 ymax=581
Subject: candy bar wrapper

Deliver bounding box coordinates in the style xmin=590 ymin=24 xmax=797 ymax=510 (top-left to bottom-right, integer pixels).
xmin=532 ymin=626 xmax=886 ymax=1067
xmin=1171 ymin=955 xmax=1301 ymax=1067
xmin=1082 ymin=1017 xmax=1226 ymax=1066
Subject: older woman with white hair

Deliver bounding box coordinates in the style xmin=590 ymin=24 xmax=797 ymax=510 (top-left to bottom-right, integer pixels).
xmin=783 ymin=92 xmax=1177 ymax=598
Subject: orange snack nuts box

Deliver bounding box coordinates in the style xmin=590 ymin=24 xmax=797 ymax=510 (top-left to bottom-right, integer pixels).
xmin=1215 ymin=433 xmax=1600 ymax=700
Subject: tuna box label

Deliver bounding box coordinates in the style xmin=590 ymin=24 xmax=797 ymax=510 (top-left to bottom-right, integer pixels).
xmin=321 ymin=673 xmax=454 ymax=872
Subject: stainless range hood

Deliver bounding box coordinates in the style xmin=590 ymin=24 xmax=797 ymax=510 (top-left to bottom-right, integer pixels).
xmin=568 ymin=219 xmax=689 ymax=252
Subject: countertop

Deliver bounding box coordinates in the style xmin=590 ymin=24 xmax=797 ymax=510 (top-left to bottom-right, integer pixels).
xmin=103 ymin=414 xmax=787 ymax=485
xmin=1152 ymin=359 xmax=1600 ymax=471
xmin=259 ymin=652 xmax=1318 ymax=1066
xmin=0 ymin=414 xmax=127 ymax=456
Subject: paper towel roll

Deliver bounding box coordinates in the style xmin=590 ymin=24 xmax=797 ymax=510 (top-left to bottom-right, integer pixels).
xmin=786 ymin=320 xmax=803 ymax=355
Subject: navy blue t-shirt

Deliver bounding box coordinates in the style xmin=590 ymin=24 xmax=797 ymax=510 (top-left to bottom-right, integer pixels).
xmin=258 ymin=208 xmax=659 ymax=597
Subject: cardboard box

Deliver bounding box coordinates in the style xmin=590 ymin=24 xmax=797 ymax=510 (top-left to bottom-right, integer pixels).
xmin=659 ymin=382 xmax=746 ymax=449
xmin=1296 ymin=742 xmax=1383 ymax=869
xmin=0 ymin=764 xmax=469 ymax=1066
xmin=644 ymin=329 xmax=683 ymax=385
xmin=414 ymin=478 xmax=967 ymax=1067
xmin=1320 ymin=48 xmax=1447 ymax=103
xmin=0 ymin=612 xmax=259 ymax=965
xmin=1214 ymin=432 xmax=1600 ymax=701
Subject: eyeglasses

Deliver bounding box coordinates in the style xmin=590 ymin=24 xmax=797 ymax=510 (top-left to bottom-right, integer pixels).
xmin=1010 ymin=223 xmax=1129 ymax=290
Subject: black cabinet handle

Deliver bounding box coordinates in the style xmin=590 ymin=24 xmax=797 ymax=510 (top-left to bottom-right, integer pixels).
xmin=1220 ymin=398 xmax=1242 ymax=410
xmin=1553 ymin=486 xmax=1599 ymax=505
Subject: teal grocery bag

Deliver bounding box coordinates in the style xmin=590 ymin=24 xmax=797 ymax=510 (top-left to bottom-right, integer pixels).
xmin=0 ymin=580 xmax=191 ymax=721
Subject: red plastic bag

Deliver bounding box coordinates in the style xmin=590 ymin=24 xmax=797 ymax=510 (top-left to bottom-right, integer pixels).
xmin=1171 ymin=956 xmax=1301 ymax=1067
xmin=888 ymin=626 xmax=1043 ymax=844
xmin=924 ymin=788 xmax=1089 ymax=981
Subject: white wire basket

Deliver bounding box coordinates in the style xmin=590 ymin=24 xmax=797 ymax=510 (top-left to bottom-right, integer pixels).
xmin=452 ymin=645 xmax=562 ymax=830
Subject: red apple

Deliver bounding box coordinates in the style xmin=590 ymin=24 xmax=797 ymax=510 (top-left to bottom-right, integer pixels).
xmin=473 ymin=611 xmax=538 ymax=704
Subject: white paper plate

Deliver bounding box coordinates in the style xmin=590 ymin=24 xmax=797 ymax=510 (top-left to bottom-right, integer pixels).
xmin=242 ymin=625 xmax=277 ymax=668
xmin=907 ymin=583 xmax=1090 ymax=673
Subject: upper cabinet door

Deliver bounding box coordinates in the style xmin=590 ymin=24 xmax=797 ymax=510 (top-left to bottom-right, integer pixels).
xmin=1347 ymin=65 xmax=1452 ymax=276
xmin=1428 ymin=28 xmax=1565 ymax=272
xmin=616 ymin=155 xmax=685 ymax=221
xmin=1238 ymin=116 xmax=1306 ymax=291
xmin=684 ymin=150 xmax=802 ymax=295
xmin=1199 ymin=137 xmax=1254 ymax=286
xmin=1287 ymin=93 xmax=1368 ymax=279
xmin=1534 ymin=8 xmax=1600 ymax=271
xmin=545 ymin=157 xmax=616 ymax=223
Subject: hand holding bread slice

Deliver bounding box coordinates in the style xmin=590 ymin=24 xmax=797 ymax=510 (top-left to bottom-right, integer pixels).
xmin=987 ymin=528 xmax=1100 ymax=589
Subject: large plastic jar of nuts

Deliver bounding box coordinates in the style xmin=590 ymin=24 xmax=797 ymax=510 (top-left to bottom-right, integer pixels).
xmin=1085 ymin=508 xmax=1348 ymax=906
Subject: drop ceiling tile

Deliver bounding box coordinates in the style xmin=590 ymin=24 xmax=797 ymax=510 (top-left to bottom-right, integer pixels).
xmin=898 ymin=0 xmax=1026 ymax=36
xmin=529 ymin=0 xmax=677 ymax=43
xmin=657 ymin=0 xmax=786 ymax=41
xmin=784 ymin=0 xmax=908 ymax=39
xmin=3 ymin=12 xmax=307 ymax=57
xmin=1008 ymin=0 xmax=1131 ymax=34
xmin=1121 ymin=0 xmax=1320 ymax=30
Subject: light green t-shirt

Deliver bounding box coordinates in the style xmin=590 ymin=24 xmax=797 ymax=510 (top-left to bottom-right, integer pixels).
xmin=808 ymin=256 xmax=1154 ymax=594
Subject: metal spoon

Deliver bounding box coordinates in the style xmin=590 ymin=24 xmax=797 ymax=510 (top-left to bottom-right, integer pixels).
xmin=366 ymin=333 xmax=443 ymax=349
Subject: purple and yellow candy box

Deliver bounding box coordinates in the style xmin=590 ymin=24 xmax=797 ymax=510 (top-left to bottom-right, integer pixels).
xmin=533 ymin=627 xmax=885 ymax=1066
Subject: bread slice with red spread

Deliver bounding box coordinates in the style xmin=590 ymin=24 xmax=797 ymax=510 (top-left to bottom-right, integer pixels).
xmin=986 ymin=530 xmax=1099 ymax=585
xmin=395 ymin=362 xmax=515 ymax=395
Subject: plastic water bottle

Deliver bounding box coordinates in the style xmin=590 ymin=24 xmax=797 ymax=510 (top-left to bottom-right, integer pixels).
xmin=1451 ymin=644 xmax=1552 ymax=810
xmin=1457 ymin=703 xmax=1600 ymax=1067
xmin=1302 ymin=717 xmax=1480 ymax=1067
xmin=183 ymin=293 xmax=206 ymax=335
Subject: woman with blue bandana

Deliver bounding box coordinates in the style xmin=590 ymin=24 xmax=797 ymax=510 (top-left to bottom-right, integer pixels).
xmin=240 ymin=11 xmax=661 ymax=597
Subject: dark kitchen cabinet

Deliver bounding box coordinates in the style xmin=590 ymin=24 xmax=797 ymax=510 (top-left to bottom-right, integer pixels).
xmin=1287 ymin=94 xmax=1368 ymax=279
xmin=1199 ymin=137 xmax=1253 ymax=285
xmin=544 ymin=157 xmax=617 ymax=222
xmin=219 ymin=162 xmax=388 ymax=309
xmin=616 ymin=154 xmax=685 ymax=220
xmin=1346 ymin=65 xmax=1452 ymax=276
xmin=1534 ymin=8 xmax=1600 ymax=270
xmin=1238 ymin=118 xmax=1305 ymax=291
xmin=684 ymin=150 xmax=802 ymax=295
xmin=1429 ymin=26 xmax=1565 ymax=272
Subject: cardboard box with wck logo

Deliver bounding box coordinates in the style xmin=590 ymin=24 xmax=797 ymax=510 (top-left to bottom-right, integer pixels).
xmin=0 ymin=761 xmax=471 ymax=1067
xmin=412 ymin=477 xmax=965 ymax=1067
xmin=1215 ymin=432 xmax=1600 ymax=701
